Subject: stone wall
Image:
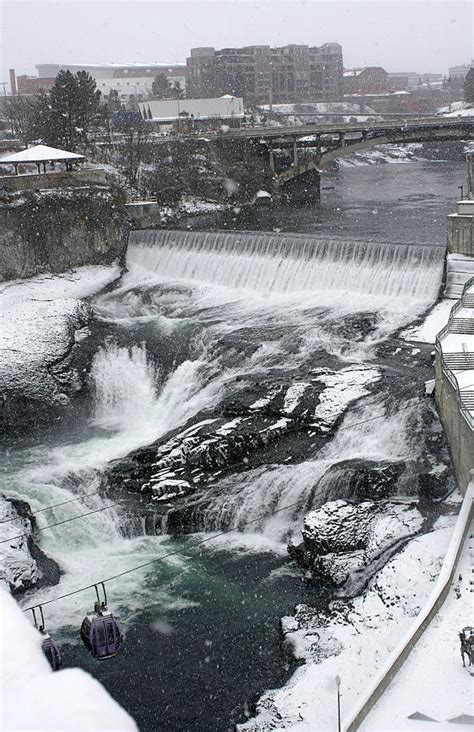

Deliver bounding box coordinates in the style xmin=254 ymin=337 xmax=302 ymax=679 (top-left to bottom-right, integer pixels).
xmin=0 ymin=184 xmax=129 ymax=281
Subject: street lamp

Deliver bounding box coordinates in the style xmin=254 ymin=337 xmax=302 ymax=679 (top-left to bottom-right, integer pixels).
xmin=335 ymin=675 xmax=342 ymax=732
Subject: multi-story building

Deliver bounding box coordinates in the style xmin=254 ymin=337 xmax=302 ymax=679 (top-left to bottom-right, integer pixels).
xmin=343 ymin=67 xmax=389 ymax=95
xmin=32 ymin=62 xmax=187 ymax=102
xmin=186 ymin=43 xmax=343 ymax=105
xmin=448 ymin=63 xmax=473 ymax=81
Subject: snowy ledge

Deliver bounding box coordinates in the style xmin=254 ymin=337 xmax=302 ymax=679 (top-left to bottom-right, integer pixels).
xmin=238 ymin=492 xmax=465 ymax=731
xmin=344 ymin=480 xmax=474 ymax=732
xmin=0 ymin=588 xmax=137 ymax=731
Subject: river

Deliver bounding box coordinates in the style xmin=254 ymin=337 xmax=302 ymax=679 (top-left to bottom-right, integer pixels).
xmin=1 ymin=160 xmax=465 ymax=731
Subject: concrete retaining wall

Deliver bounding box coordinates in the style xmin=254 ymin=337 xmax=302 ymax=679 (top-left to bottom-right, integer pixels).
xmin=447 ymin=213 xmax=474 ymax=256
xmin=125 ymin=201 xmax=161 ymax=229
xmin=344 ymin=481 xmax=474 ymax=731
xmin=435 ymin=358 xmax=474 ymax=494
xmin=0 ymin=168 xmax=107 ymax=193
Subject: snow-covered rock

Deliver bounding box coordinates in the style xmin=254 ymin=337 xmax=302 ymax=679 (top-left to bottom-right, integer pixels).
xmin=0 ymin=495 xmax=60 ymax=594
xmin=311 ymin=366 xmax=381 ymax=431
xmin=239 ymin=523 xmax=457 ymax=732
xmin=290 ymin=499 xmax=423 ymax=587
xmin=0 ymin=298 xmax=91 ymax=426
xmin=0 ymin=588 xmax=137 ymax=731
xmin=0 ymin=265 xmax=121 ymax=430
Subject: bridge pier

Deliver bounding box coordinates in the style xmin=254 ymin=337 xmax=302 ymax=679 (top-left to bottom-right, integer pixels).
xmin=279 ymin=168 xmax=320 ymax=205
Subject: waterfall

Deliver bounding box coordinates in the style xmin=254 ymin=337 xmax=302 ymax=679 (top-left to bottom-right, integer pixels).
xmin=128 ymin=229 xmax=445 ymax=301
xmin=181 ymin=396 xmax=416 ymax=547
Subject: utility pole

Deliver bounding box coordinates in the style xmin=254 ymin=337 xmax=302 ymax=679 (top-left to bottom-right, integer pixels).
xmin=335 ymin=675 xmax=342 ymax=732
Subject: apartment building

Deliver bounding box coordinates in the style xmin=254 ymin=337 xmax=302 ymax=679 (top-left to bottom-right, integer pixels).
xmin=186 ymin=43 xmax=343 ymax=105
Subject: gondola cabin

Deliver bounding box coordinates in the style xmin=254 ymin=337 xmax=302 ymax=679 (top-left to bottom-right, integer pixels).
xmin=41 ymin=634 xmax=62 ymax=671
xmin=80 ymin=609 xmax=123 ymax=660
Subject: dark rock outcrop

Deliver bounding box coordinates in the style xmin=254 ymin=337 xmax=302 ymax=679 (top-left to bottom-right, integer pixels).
xmin=0 ymin=184 xmax=129 ymax=281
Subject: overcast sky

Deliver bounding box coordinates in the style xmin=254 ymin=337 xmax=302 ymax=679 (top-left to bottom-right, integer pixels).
xmin=1 ymin=0 xmax=473 ymax=88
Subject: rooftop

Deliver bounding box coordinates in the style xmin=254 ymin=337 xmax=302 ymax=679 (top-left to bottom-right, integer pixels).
xmin=0 ymin=145 xmax=85 ymax=164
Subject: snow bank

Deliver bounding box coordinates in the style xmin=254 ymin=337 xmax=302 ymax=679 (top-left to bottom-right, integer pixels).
xmin=0 ymin=264 xmax=121 ymax=309
xmin=362 ymin=517 xmax=474 ymax=729
xmin=0 ymin=265 xmax=122 ymax=427
xmin=239 ymin=520 xmax=457 ymax=732
xmin=0 ymin=588 xmax=137 ymax=731
xmin=401 ymin=300 xmax=454 ymax=344
xmin=0 ymin=498 xmax=38 ymax=592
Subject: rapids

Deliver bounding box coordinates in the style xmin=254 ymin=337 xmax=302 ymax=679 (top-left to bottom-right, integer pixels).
xmin=0 ymin=161 xmax=463 ymax=731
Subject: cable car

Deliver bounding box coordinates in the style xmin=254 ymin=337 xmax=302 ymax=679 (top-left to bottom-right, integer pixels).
xmin=41 ymin=634 xmax=62 ymax=671
xmin=31 ymin=606 xmax=62 ymax=671
xmin=80 ymin=583 xmax=123 ymax=660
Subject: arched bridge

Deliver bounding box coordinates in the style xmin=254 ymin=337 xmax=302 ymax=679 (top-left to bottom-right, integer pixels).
xmin=222 ymin=117 xmax=474 ymax=188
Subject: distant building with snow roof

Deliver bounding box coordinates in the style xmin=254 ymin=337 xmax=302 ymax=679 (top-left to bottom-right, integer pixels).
xmin=139 ymin=95 xmax=244 ymax=132
xmin=32 ymin=62 xmax=187 ymax=104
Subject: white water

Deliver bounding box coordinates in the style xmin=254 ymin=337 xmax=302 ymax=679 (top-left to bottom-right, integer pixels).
xmin=2 ymin=342 xmax=232 ymax=628
xmin=194 ymin=394 xmax=417 ymax=552
xmin=128 ymin=229 xmax=445 ymax=301
xmin=3 ymin=226 xmax=447 ymax=632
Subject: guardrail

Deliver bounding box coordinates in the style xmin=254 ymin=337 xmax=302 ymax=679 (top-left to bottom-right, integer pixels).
xmin=435 ymin=275 xmax=474 ymax=430
xmin=344 ymin=480 xmax=474 ymax=731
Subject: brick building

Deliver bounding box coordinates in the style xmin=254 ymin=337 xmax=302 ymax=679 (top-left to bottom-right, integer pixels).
xmin=187 ymin=43 xmax=343 ymax=105
xmin=343 ymin=67 xmax=389 ymax=95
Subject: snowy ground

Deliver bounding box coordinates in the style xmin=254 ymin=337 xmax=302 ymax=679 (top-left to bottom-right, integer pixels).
xmin=437 ymin=101 xmax=474 ymax=118
xmin=0 ymin=588 xmax=137 ymax=731
xmin=239 ymin=509 xmax=461 ymax=732
xmin=0 ymin=264 xmax=121 ymax=307
xmin=362 ymin=517 xmax=474 ymax=730
xmin=401 ymin=300 xmax=454 ymax=344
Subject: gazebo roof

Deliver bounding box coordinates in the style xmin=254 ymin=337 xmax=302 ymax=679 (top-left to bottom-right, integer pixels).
xmin=0 ymin=144 xmax=85 ymax=164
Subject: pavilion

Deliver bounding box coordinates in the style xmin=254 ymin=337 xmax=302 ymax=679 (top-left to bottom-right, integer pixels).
xmin=0 ymin=144 xmax=85 ymax=175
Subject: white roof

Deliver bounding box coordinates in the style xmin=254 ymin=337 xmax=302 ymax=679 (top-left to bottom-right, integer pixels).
xmin=0 ymin=145 xmax=85 ymax=164
xmin=139 ymin=96 xmax=245 ymax=122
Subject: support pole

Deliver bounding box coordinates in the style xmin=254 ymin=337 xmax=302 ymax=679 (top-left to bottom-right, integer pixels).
xmin=269 ymin=144 xmax=275 ymax=174
xmin=293 ymin=138 xmax=298 ymax=166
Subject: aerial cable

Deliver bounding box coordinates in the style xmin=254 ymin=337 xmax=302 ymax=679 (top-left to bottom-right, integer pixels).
xmin=18 ymin=400 xmax=432 ymax=613
xmin=22 ymin=497 xmax=308 ymax=612
xmin=0 ymin=490 xmax=103 ymax=525
xmin=1 ymin=503 xmax=121 ymax=545
xmin=2 ymin=403 xmax=398 ymax=525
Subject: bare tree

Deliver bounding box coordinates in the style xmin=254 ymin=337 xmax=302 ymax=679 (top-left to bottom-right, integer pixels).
xmin=117 ymin=118 xmax=151 ymax=189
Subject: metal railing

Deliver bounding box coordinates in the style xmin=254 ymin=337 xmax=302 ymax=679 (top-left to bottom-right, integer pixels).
xmin=435 ymin=276 xmax=474 ymax=430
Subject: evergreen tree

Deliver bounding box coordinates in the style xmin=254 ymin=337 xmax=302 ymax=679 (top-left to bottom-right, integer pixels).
xmin=44 ymin=69 xmax=101 ymax=149
xmin=464 ymin=67 xmax=474 ymax=104
xmin=75 ymin=70 xmax=102 ymax=138
xmin=152 ymin=73 xmax=172 ymax=99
